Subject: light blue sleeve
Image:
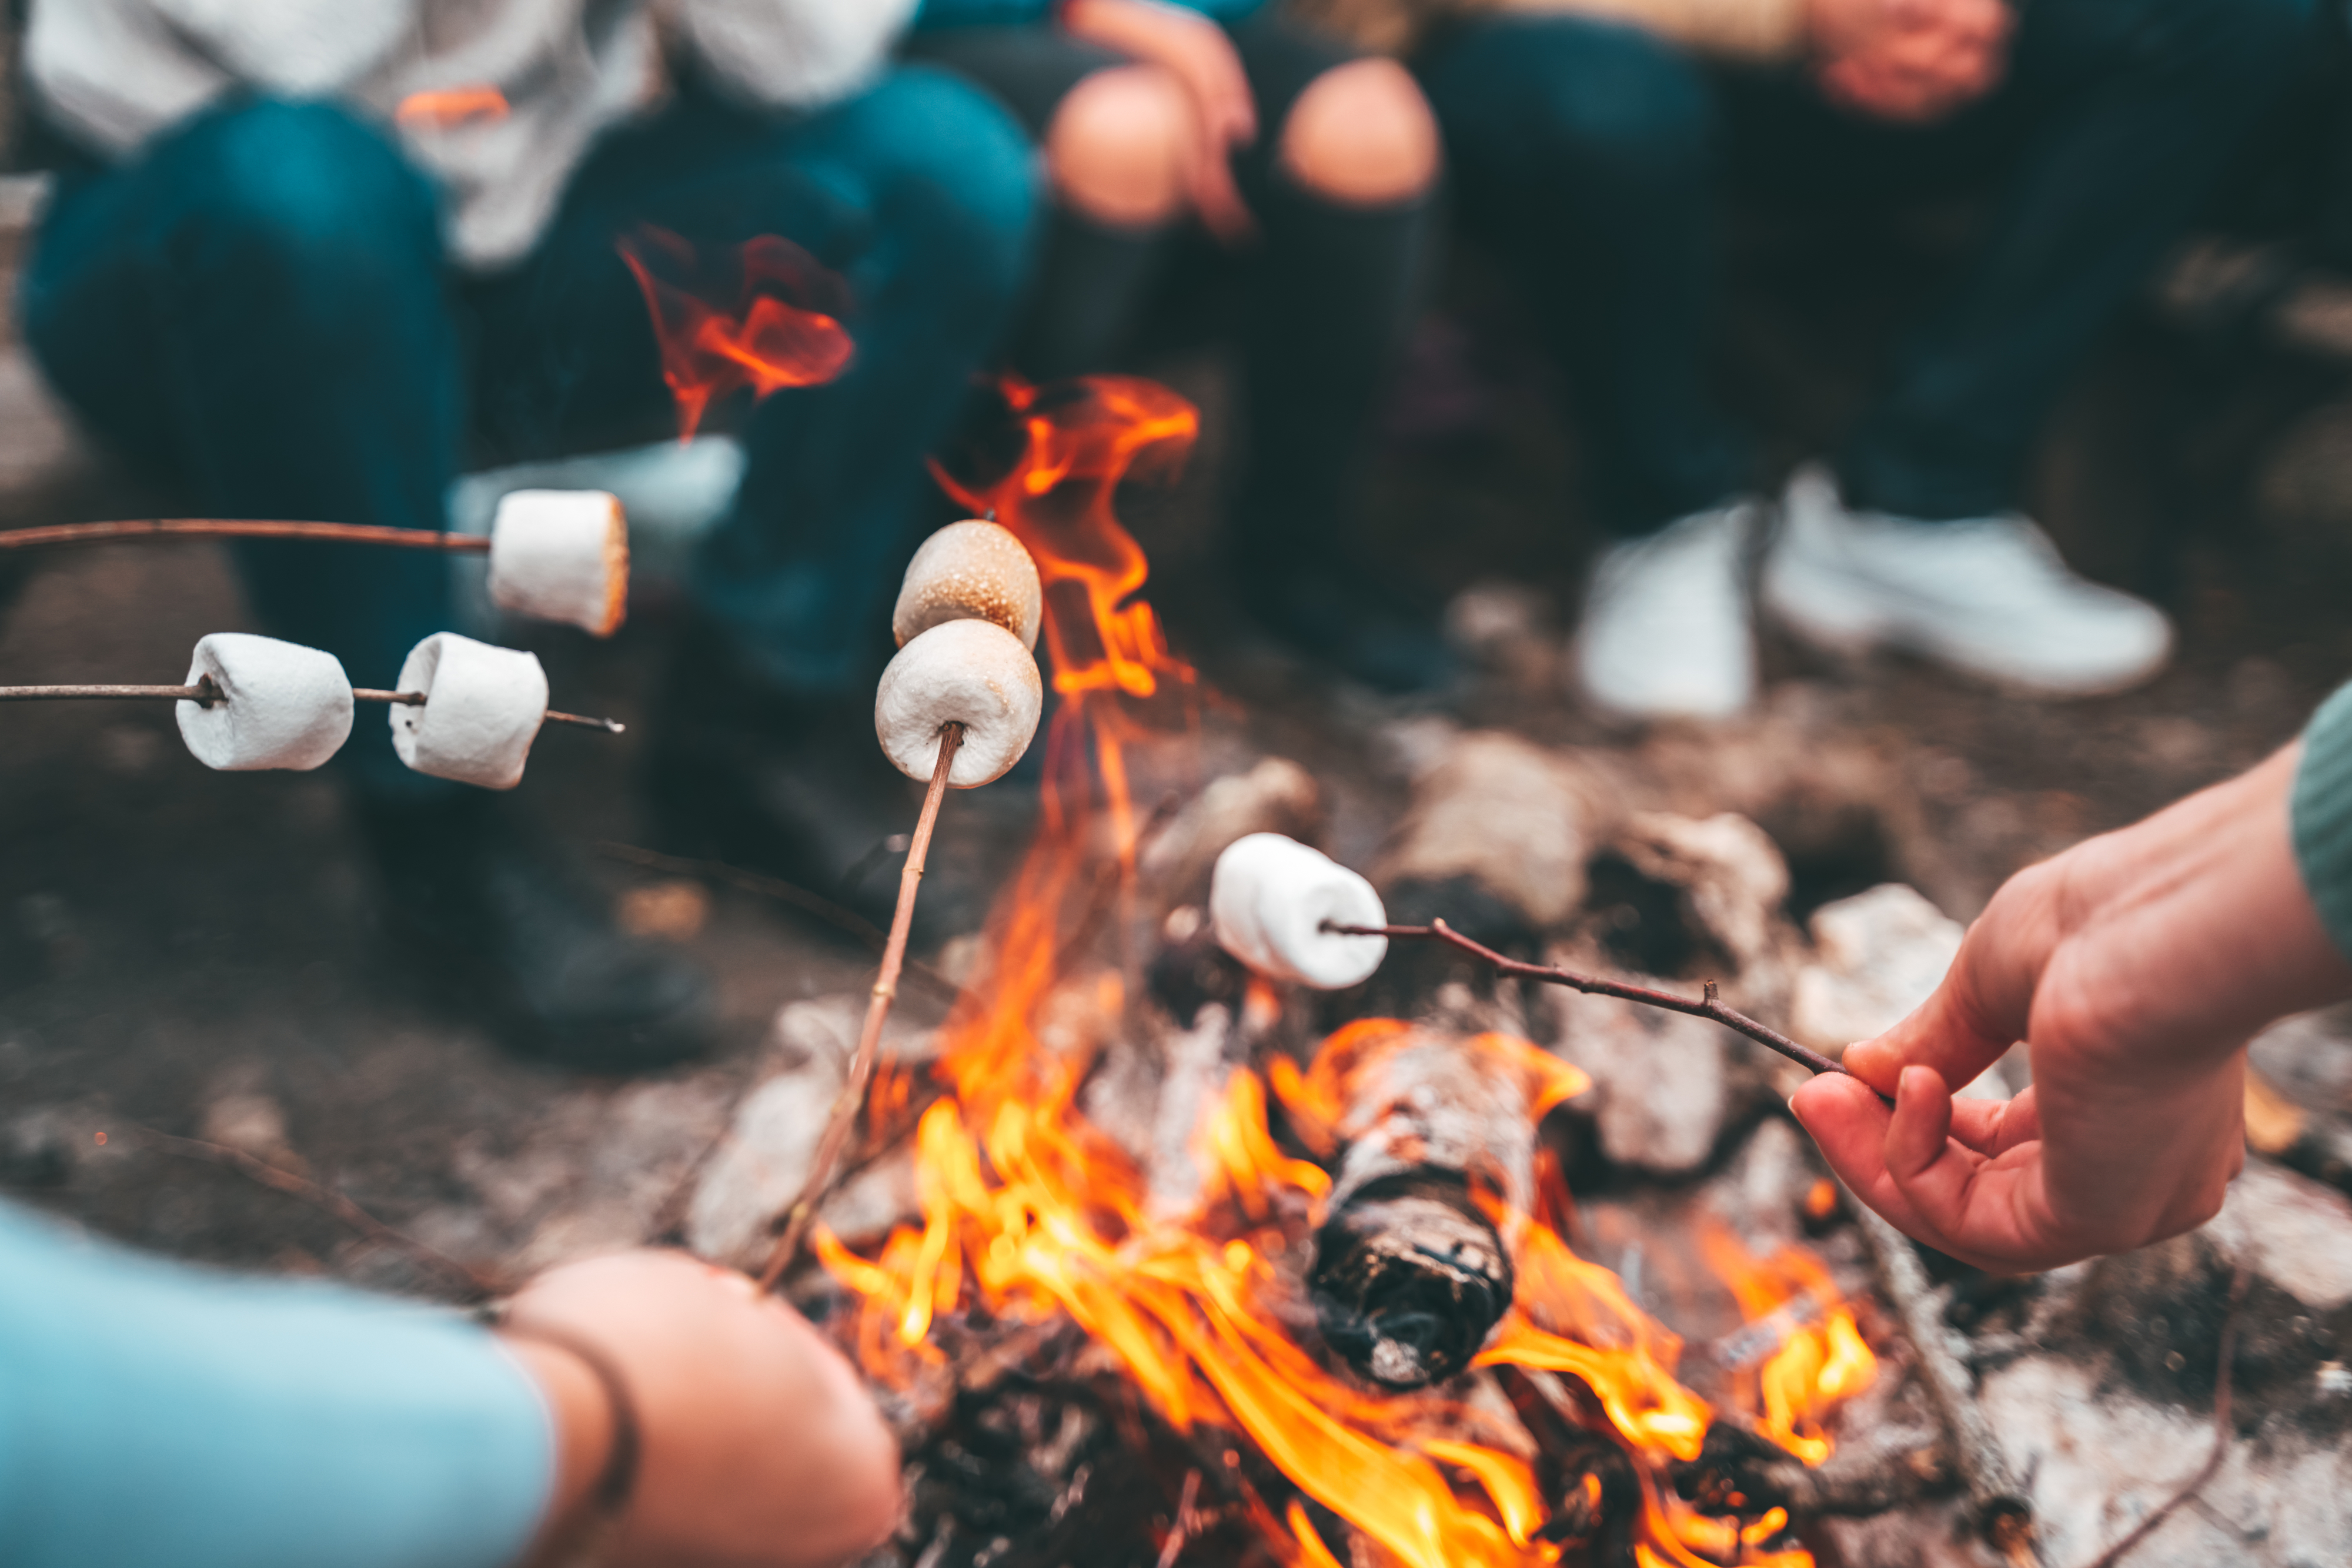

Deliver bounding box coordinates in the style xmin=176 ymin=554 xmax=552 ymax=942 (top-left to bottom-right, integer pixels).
xmin=0 ymin=1201 xmax=553 ymax=1568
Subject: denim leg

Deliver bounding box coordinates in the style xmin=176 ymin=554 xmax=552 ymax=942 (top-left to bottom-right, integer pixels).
xmin=688 ymin=67 xmax=1040 ymax=694
xmin=22 ymin=101 xmax=462 ymax=800
xmin=1838 ymin=0 xmax=2315 ymax=517
xmin=1416 ymin=15 xmax=1752 ymax=536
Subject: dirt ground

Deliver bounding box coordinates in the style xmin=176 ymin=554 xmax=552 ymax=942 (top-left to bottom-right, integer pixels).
xmin=4 ymin=221 xmax=2351 ymax=1311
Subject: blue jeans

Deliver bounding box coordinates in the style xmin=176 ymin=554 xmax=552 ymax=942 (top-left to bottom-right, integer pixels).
xmin=22 ymin=73 xmax=1037 ymax=797
xmin=1418 ymin=0 xmax=2312 ymax=533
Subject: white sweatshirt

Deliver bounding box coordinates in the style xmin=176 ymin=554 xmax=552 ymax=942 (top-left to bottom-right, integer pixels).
xmin=24 ymin=0 xmax=920 ymax=271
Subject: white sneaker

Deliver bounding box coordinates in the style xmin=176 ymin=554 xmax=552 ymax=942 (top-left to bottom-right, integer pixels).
xmin=1762 ymin=464 xmax=2171 ymax=696
xmin=1571 ymin=500 xmax=1759 ymax=721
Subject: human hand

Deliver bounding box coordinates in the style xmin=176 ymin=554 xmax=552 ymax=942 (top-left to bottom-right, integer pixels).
xmin=1790 ymin=745 xmax=2352 ymax=1273
xmin=497 ymin=1250 xmax=899 ymax=1568
xmin=1064 ymin=0 xmax=1259 ymax=242
xmin=1806 ymin=0 xmax=2012 ymax=122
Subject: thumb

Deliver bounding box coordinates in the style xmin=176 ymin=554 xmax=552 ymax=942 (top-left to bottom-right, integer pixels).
xmin=1845 ymin=877 xmax=2059 ymax=1095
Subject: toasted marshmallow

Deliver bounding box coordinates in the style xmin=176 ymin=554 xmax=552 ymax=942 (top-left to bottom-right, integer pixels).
xmin=487 ymin=489 xmax=629 ymax=637
xmin=176 ymin=633 xmax=355 ymax=771
xmin=1210 ymin=833 xmax=1388 ymax=989
xmin=891 ymin=519 xmax=1043 ymax=653
xmin=389 ymin=633 xmax=549 ymax=790
xmin=874 ymin=618 xmax=1043 ymax=788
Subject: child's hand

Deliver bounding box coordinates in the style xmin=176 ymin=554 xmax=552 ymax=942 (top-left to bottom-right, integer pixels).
xmin=1064 ymin=0 xmax=1259 ymax=242
xmin=1793 ymin=745 xmax=2351 ymax=1272
xmin=1807 ymin=0 xmax=2012 ymax=122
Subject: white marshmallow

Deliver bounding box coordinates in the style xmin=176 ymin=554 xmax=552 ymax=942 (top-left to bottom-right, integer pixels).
xmin=874 ymin=619 xmax=1043 ymax=788
xmin=389 ymin=633 xmax=549 ymax=790
xmin=1210 ymin=833 xmax=1389 ymax=990
xmin=892 ymin=519 xmax=1043 ymax=652
xmin=175 ymin=633 xmax=355 ymax=772
xmin=487 ymin=489 xmax=630 ymax=637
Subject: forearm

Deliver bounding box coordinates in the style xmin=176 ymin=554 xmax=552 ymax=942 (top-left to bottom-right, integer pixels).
xmin=1478 ymin=0 xmax=1809 ymax=62
xmin=0 ymin=1202 xmax=554 ymax=1568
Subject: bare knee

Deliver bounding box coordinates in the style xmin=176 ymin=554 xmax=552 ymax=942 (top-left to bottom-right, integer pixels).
xmin=1047 ymin=65 xmax=1191 ymax=229
xmin=1278 ymin=58 xmax=1439 ymax=208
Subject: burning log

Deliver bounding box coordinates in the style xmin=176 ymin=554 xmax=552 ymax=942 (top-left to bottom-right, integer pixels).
xmin=1283 ymin=1021 xmax=1588 ymax=1389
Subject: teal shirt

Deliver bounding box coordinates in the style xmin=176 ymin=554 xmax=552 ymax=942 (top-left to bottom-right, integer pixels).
xmin=2295 ymin=680 xmax=2352 ymax=958
xmin=0 ymin=1201 xmax=552 ymax=1568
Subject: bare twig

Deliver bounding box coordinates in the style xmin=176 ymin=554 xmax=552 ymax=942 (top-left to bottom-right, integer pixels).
xmin=0 ymin=519 xmax=492 ymax=553
xmin=596 ymin=840 xmax=960 ymax=1004
xmin=1155 ymin=1468 xmax=1202 ymax=1568
xmin=0 ymin=680 xmax=624 ymax=733
xmin=1843 ymin=1194 xmax=2037 ymax=1564
xmin=2074 ymin=1265 xmax=2250 ymax=1568
xmin=1331 ymin=918 xmax=1890 ymax=1102
xmin=761 ymin=723 xmax=965 ymax=1288
xmin=128 ymin=1125 xmax=500 ymax=1301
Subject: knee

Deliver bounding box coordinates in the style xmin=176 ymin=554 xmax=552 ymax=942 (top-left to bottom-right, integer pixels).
xmin=164 ymin=101 xmax=439 ymax=308
xmin=1048 ymin=65 xmax=1193 ymax=228
xmin=1278 ymin=58 xmax=1440 ymax=208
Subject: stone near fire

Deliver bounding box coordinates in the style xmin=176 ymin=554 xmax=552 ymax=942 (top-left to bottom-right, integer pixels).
xmin=1375 ymin=730 xmax=1609 ymax=932
xmin=1789 ymin=883 xmax=1964 ymax=1055
xmin=1137 ymin=756 xmax=1322 ymax=911
xmin=1209 ymin=832 xmax=1388 ymax=990
xmin=487 ymin=488 xmax=629 ymax=637
xmin=1549 ymin=972 xmax=1732 ymax=1175
xmin=891 ymin=519 xmax=1043 ymax=652
xmin=1616 ymin=811 xmax=1793 ymax=974
xmin=389 ymin=632 xmax=549 ymax=790
xmin=874 ymin=618 xmax=1043 ymax=788
xmin=176 ymin=633 xmax=354 ymax=773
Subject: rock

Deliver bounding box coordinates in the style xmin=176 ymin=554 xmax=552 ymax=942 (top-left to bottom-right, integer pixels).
xmin=0 ymin=1106 xmax=76 ymax=1188
xmin=1789 ymin=884 xmax=1963 ymax=1055
xmin=2201 ymin=1158 xmax=2352 ymax=1312
xmin=1143 ymin=1002 xmax=1233 ymax=1220
xmin=1375 ymin=731 xmax=1613 ymax=932
xmin=198 ymin=1092 xmax=294 ymax=1167
xmin=1138 ymin=758 xmax=1322 ymax=912
xmin=1615 ymin=812 xmax=1792 ymax=974
xmin=1548 ymin=974 xmax=1732 ymax=1175
xmin=1700 ymin=1118 xmax=1820 ymax=1246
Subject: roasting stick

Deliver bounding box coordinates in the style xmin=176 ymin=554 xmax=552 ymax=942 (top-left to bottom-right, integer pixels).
xmin=1327 ymin=917 xmax=1895 ymax=1104
xmin=761 ymin=721 xmax=964 ymax=1290
xmin=0 ymin=679 xmax=624 ymax=731
xmin=0 ymin=518 xmax=493 ymax=553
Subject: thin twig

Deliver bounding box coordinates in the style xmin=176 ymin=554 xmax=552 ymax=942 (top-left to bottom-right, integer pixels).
xmin=2075 ymin=1265 xmax=2250 ymax=1568
xmin=1331 ymin=918 xmax=1890 ymax=1102
xmin=0 ymin=519 xmax=492 ymax=553
xmin=0 ymin=681 xmax=624 ymax=733
xmin=761 ymin=722 xmax=965 ymax=1289
xmin=1844 ymin=1193 xmax=2037 ymax=1564
xmin=128 ymin=1125 xmax=500 ymax=1301
xmin=596 ymin=841 xmax=960 ymax=1004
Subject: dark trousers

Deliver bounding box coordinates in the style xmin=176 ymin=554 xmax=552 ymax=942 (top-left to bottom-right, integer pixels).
xmin=1418 ymin=0 xmax=2313 ymax=534
xmin=21 ymin=72 xmax=1037 ymax=797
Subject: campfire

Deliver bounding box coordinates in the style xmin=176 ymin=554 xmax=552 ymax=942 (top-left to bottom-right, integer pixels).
xmin=789 ymin=376 xmax=1882 ymax=1568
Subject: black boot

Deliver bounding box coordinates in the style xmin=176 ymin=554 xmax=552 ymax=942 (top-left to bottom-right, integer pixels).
xmin=643 ymin=615 xmax=1024 ymax=942
xmin=356 ymin=790 xmax=718 ymax=1070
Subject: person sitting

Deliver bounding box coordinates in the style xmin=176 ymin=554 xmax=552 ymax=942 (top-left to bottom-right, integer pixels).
xmin=16 ymin=0 xmax=1039 ymax=1065
xmin=1302 ymin=0 xmax=2309 ymax=718
xmin=0 ymin=1209 xmax=901 ymax=1568
xmin=907 ymin=0 xmax=1451 ymax=693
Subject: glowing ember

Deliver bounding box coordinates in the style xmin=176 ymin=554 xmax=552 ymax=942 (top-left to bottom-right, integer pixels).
xmin=616 ymin=226 xmax=854 ymax=442
xmin=394 ymin=86 xmax=509 ymax=130
xmin=817 ymin=376 xmax=1869 ymax=1566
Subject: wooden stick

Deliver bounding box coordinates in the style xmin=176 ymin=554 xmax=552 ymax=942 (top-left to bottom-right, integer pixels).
xmin=0 ymin=519 xmax=492 ymax=553
xmin=0 ymin=681 xmax=623 ymax=733
xmin=1844 ymin=1193 xmax=2038 ymax=1564
xmin=1330 ymin=918 xmax=1891 ymax=1103
xmin=760 ymin=721 xmax=965 ymax=1290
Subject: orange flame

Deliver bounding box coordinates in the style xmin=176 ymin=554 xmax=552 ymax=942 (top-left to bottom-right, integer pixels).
xmin=818 ymin=376 xmax=1839 ymax=1567
xmin=1698 ymin=1223 xmax=1879 ymax=1467
xmin=395 ymin=85 xmax=509 ymax=131
xmin=616 ymin=226 xmax=854 ymax=442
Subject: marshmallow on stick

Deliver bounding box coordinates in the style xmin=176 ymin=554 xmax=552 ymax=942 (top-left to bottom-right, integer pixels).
xmin=1211 ymin=833 xmax=1389 ymax=989
xmin=875 ymin=618 xmax=1043 ymax=788
xmin=892 ymin=519 xmax=1043 ymax=652
xmin=176 ymin=633 xmax=355 ymax=771
xmin=390 ymin=632 xmax=549 ymax=790
xmin=487 ymin=489 xmax=629 ymax=637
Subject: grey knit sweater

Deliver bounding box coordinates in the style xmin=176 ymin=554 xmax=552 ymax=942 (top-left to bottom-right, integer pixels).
xmin=2296 ymin=681 xmax=2352 ymax=957
xmin=25 ymin=0 xmax=918 ymax=271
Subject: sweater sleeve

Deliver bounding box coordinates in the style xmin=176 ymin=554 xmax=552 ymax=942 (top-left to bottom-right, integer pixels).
xmin=2293 ymin=680 xmax=2352 ymax=961
xmin=0 ymin=1202 xmax=553 ymax=1568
